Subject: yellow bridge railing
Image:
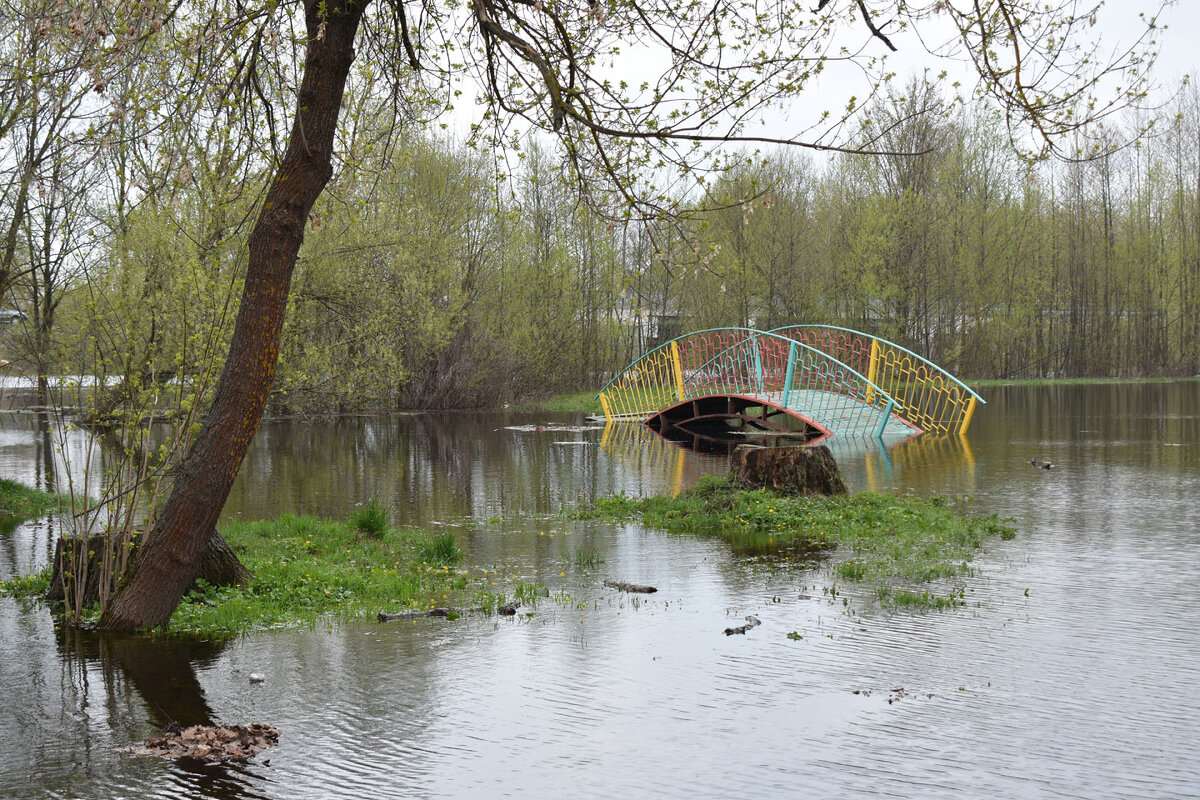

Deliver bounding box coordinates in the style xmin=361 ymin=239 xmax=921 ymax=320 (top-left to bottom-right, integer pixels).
xmin=770 ymin=325 xmax=984 ymax=435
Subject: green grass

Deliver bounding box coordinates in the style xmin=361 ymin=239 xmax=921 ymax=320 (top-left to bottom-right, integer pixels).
xmin=349 ymin=497 xmax=389 ymax=537
xmin=0 ymin=478 xmax=57 ymax=533
xmin=571 ymin=545 xmax=603 ymax=569
xmin=1 ymin=510 xmax=489 ymax=633
xmin=512 ymin=580 xmax=549 ymax=606
xmin=577 ymin=475 xmax=1014 ymax=610
xmin=416 ymin=530 xmax=463 ymax=564
xmin=512 ymin=391 xmax=603 ymax=415
xmin=968 ymin=375 xmax=1198 ymax=387
xmin=162 ymin=516 xmax=480 ymax=632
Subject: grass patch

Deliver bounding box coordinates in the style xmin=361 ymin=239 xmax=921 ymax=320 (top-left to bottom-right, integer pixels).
xmin=0 ymin=478 xmax=57 ymax=533
xmin=512 ymin=391 xmax=602 ymax=415
xmin=968 ymin=376 xmax=1197 ymax=387
xmin=571 ymin=545 xmax=603 ymax=569
xmin=1 ymin=513 xmax=483 ymax=633
xmin=512 ymin=580 xmax=549 ymax=607
xmin=349 ymin=498 xmax=389 ymax=538
xmin=166 ymin=515 xmax=473 ymax=633
xmin=416 ymin=531 xmax=463 ymax=564
xmin=578 ymin=475 xmax=1014 ymax=609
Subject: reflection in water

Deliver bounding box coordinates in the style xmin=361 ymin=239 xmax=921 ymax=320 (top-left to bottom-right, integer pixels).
xmin=598 ymin=418 xmax=978 ymax=498
xmin=598 ymin=420 xmax=728 ymax=496
xmin=54 ymin=629 xmax=225 ymax=729
xmin=0 ymin=382 xmax=1198 ymax=799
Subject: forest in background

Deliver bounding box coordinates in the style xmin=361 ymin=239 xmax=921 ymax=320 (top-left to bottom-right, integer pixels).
xmin=5 ymin=79 xmax=1200 ymax=415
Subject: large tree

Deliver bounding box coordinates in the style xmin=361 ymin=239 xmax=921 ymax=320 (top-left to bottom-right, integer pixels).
xmin=93 ymin=0 xmax=1169 ymax=629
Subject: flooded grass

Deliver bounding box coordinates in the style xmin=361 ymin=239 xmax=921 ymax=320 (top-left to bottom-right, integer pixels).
xmin=416 ymin=530 xmax=464 ymax=564
xmin=513 ymin=391 xmax=603 ymax=415
xmin=0 ymin=478 xmax=56 ymax=532
xmin=969 ymin=376 xmax=1198 ymax=387
xmin=349 ymin=497 xmax=389 ymax=538
xmin=578 ymin=476 xmax=1015 ymax=609
xmin=3 ymin=514 xmax=482 ymax=634
xmin=167 ymin=517 xmax=478 ymax=632
xmin=571 ymin=545 xmax=603 ymax=569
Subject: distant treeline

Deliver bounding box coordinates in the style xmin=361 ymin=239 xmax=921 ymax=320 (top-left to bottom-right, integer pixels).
xmin=14 ymin=87 xmax=1200 ymax=414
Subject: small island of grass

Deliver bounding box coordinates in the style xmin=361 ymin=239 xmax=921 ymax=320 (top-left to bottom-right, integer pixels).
xmin=1 ymin=498 xmax=501 ymax=634
xmin=577 ymin=475 xmax=1015 ymax=609
xmin=0 ymin=478 xmax=57 ymax=530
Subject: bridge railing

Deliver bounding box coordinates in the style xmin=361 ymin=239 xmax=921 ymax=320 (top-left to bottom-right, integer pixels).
xmin=597 ymin=328 xmax=902 ymax=438
xmin=769 ymin=325 xmax=985 ymax=435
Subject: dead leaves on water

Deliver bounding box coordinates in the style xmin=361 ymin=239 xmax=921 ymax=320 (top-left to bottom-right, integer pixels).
xmin=124 ymin=723 xmax=280 ymax=763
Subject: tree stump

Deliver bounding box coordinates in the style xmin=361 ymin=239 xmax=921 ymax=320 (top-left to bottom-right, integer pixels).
xmin=47 ymin=528 xmax=251 ymax=607
xmin=731 ymin=444 xmax=847 ymax=497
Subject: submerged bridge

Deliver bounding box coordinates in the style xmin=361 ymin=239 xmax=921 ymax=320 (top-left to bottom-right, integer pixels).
xmin=597 ymin=326 xmax=983 ymax=441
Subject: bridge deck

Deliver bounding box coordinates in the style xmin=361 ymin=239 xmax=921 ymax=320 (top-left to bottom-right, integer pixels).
xmin=678 ymin=389 xmax=919 ymax=439
xmin=773 ymin=388 xmax=920 ymax=439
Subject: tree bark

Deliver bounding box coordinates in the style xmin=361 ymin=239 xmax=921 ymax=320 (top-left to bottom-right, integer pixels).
xmin=48 ymin=529 xmax=249 ymax=608
xmin=100 ymin=0 xmax=371 ymax=631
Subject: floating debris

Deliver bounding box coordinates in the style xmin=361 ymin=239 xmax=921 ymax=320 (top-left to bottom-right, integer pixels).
xmin=124 ymin=723 xmax=280 ymax=763
xmin=248 ymin=673 xmax=265 ymax=684
xmin=379 ymin=599 xmax=525 ymax=622
xmin=852 ymin=687 xmax=935 ymax=703
xmin=603 ymin=579 xmax=657 ymax=594
xmin=378 ymin=607 xmax=467 ymax=622
xmin=504 ymin=424 xmax=605 ymax=433
xmin=724 ymin=615 xmax=761 ymax=636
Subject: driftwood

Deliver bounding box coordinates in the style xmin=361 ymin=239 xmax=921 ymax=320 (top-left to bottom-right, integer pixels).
xmin=731 ymin=444 xmax=847 ymax=496
xmin=603 ymin=579 xmax=657 ymax=594
xmin=377 ymin=600 xmax=522 ymax=623
xmin=48 ymin=528 xmax=252 ymax=607
xmin=378 ymin=607 xmax=467 ymax=622
xmin=724 ymin=615 xmax=761 ymax=636
xmin=124 ymin=723 xmax=279 ymax=763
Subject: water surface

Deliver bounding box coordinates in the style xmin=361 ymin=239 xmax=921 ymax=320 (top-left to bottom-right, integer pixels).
xmin=1 ymin=382 xmax=1198 ymax=799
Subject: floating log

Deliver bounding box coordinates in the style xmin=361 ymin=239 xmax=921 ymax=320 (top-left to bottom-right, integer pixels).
xmin=724 ymin=615 xmax=762 ymax=636
xmin=378 ymin=599 xmax=523 ymax=623
xmin=603 ymin=579 xmax=657 ymax=594
xmin=731 ymin=444 xmax=847 ymax=496
xmin=378 ymin=607 xmax=467 ymax=622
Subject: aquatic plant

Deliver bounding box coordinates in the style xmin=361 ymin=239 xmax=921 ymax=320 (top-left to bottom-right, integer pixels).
xmin=571 ymin=546 xmax=603 ymax=569
xmin=350 ymin=497 xmax=389 ymax=538
xmin=417 ymin=531 xmax=463 ymax=565
xmin=513 ymin=580 xmax=549 ymax=606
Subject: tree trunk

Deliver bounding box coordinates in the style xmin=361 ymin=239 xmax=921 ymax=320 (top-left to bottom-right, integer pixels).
xmin=731 ymin=444 xmax=847 ymax=497
xmin=100 ymin=0 xmax=370 ymax=631
xmin=48 ymin=529 xmax=250 ymax=608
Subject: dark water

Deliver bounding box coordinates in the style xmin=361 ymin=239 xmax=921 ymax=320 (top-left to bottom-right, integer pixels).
xmin=1 ymin=382 xmax=1198 ymax=799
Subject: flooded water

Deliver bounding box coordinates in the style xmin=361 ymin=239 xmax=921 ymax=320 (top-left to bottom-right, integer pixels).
xmin=1 ymin=382 xmax=1198 ymax=799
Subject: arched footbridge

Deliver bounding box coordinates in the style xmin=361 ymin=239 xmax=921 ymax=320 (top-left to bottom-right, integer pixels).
xmin=596 ymin=326 xmax=983 ymax=441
